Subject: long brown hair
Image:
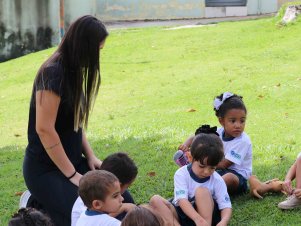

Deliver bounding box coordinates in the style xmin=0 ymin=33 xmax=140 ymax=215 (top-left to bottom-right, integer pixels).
xmin=35 ymin=15 xmax=108 ymax=130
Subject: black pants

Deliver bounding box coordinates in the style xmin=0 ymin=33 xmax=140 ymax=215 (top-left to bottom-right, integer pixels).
xmin=23 ymin=154 xmax=90 ymax=226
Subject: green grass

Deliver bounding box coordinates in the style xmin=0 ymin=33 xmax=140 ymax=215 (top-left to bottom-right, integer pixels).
xmin=1 ymin=16 xmax=301 ymax=225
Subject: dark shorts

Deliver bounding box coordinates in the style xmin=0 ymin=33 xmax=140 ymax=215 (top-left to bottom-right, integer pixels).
xmin=171 ymin=200 xmax=221 ymax=226
xmin=216 ymin=169 xmax=248 ymax=195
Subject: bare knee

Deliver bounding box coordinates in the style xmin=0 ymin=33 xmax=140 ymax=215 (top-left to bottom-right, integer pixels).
xmin=195 ymin=187 xmax=211 ymax=197
xmin=296 ymin=156 xmax=301 ymax=166
xmin=223 ymin=173 xmax=239 ymax=193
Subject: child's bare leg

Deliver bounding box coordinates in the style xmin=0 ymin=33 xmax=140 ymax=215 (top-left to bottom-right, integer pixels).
xmin=222 ymin=173 xmax=239 ymax=194
xmin=296 ymin=157 xmax=301 ymax=189
xmin=194 ymin=187 xmax=214 ymax=225
xmin=149 ymin=195 xmax=180 ymax=226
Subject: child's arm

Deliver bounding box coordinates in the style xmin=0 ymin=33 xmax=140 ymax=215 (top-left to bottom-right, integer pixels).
xmin=178 ymin=199 xmax=209 ymax=226
xmin=283 ymin=161 xmax=297 ymax=195
xmin=109 ymin=203 xmax=136 ymax=217
xmin=217 ymin=208 xmax=232 ymax=226
xmin=216 ymin=159 xmax=233 ymax=169
xmin=178 ymin=136 xmax=194 ymax=152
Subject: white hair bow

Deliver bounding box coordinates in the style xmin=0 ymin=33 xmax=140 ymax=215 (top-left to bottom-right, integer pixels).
xmin=213 ymin=92 xmax=234 ymax=111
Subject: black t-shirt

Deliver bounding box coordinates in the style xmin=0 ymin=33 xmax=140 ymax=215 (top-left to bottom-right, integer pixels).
xmin=26 ymin=62 xmax=83 ymax=168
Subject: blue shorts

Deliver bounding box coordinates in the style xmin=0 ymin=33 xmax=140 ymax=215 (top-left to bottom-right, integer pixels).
xmin=171 ymin=200 xmax=221 ymax=226
xmin=216 ymin=169 xmax=248 ymax=195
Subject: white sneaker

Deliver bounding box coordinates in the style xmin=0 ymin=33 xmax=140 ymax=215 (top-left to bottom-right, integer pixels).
xmin=278 ymin=194 xmax=301 ymax=209
xmin=19 ymin=190 xmax=31 ymax=208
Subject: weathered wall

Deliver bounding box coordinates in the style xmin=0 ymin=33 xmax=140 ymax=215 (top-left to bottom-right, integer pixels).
xmin=247 ymin=0 xmax=294 ymax=15
xmin=0 ymin=0 xmax=296 ymax=62
xmin=0 ymin=0 xmax=59 ymax=62
xmin=64 ymin=0 xmax=206 ymax=23
xmin=247 ymin=0 xmax=277 ymax=15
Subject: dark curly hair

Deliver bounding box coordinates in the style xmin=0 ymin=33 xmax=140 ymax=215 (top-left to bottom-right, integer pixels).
xmin=214 ymin=93 xmax=246 ymax=118
xmin=195 ymin=124 xmax=219 ymax=136
xmin=9 ymin=208 xmax=53 ymax=226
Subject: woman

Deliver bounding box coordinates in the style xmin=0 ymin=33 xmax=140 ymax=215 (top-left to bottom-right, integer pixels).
xmin=23 ymin=15 xmax=108 ymax=226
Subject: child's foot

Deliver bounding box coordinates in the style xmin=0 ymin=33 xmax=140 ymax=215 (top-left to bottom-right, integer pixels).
xmin=173 ymin=150 xmax=188 ymax=167
xmin=278 ymin=194 xmax=301 ymax=209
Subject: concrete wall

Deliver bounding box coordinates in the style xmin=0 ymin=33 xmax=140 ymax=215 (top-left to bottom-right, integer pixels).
xmin=247 ymin=0 xmax=277 ymax=15
xmin=64 ymin=0 xmax=206 ymax=23
xmin=0 ymin=0 xmax=296 ymax=62
xmin=0 ymin=0 xmax=59 ymax=62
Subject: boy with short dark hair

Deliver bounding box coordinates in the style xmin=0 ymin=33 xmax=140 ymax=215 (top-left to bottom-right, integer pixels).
xmin=151 ymin=132 xmax=232 ymax=226
xmin=72 ymin=152 xmax=138 ymax=226
xmin=76 ymin=170 xmax=123 ymax=226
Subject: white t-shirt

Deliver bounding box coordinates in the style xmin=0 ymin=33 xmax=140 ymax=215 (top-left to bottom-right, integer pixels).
xmin=76 ymin=209 xmax=121 ymax=226
xmin=173 ymin=164 xmax=231 ymax=210
xmin=217 ymin=127 xmax=252 ymax=179
xmin=71 ymin=197 xmax=86 ymax=226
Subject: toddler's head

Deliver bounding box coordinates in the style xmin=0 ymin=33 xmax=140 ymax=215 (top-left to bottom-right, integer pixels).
xmin=190 ymin=133 xmax=224 ymax=177
xmin=213 ymin=92 xmax=247 ymax=138
xmin=121 ymin=206 xmax=164 ymax=226
xmin=8 ymin=207 xmax=53 ymax=226
xmin=79 ymin=170 xmax=123 ymax=213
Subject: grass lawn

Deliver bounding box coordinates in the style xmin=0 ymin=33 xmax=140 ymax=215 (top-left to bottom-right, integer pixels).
xmin=0 ymin=13 xmax=301 ymax=225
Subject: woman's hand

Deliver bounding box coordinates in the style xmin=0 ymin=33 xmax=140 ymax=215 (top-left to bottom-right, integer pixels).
xmin=69 ymin=172 xmax=83 ymax=187
xmin=87 ymin=155 xmax=102 ymax=170
xmin=82 ymin=131 xmax=102 ymax=170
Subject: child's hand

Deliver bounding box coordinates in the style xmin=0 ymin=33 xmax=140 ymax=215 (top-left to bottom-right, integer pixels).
xmin=186 ymin=151 xmax=193 ymax=163
xmin=123 ymin=203 xmax=136 ymax=212
xmin=293 ymin=189 xmax=301 ymax=198
xmin=217 ymin=221 xmax=228 ymax=226
xmin=282 ymin=180 xmax=293 ymax=195
xmin=178 ymin=144 xmax=189 ymax=152
xmin=193 ymin=216 xmax=210 ymax=226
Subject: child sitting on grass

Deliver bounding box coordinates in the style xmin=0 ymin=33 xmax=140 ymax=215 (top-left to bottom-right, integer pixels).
xmin=152 ymin=131 xmax=232 ymax=226
xmin=9 ymin=207 xmax=53 ymax=226
xmin=175 ymin=92 xmax=252 ymax=195
xmin=72 ymin=152 xmax=138 ymax=226
xmin=76 ymin=170 xmax=123 ymax=226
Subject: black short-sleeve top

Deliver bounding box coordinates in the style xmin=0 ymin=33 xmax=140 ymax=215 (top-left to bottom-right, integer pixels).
xmin=26 ymin=62 xmax=83 ymax=168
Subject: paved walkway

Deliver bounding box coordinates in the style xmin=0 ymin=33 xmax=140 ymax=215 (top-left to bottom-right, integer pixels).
xmin=105 ymin=14 xmax=275 ymax=29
